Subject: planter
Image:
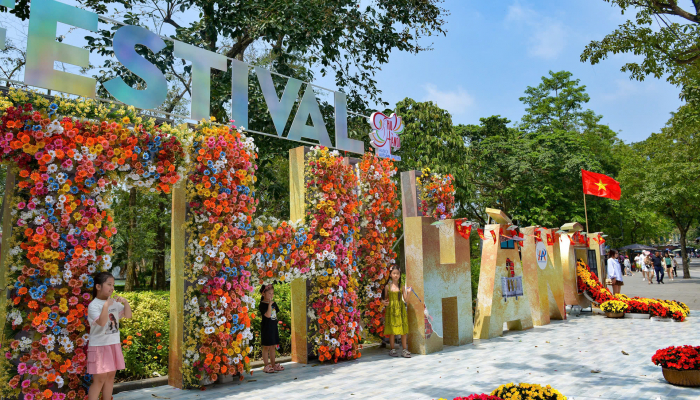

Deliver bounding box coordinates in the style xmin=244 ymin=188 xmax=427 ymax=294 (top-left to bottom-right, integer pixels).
xmin=662 ymin=368 xmax=700 ymax=387
xmin=625 ymin=313 xmax=651 ymax=319
xmin=651 ymin=316 xmax=671 ymax=322
xmin=605 ymin=312 xmax=624 ymax=318
xmin=218 ymin=374 xmax=233 ymax=384
xmin=200 ymin=376 xmax=214 ymax=386
xmin=583 ymin=291 xmax=597 ymax=305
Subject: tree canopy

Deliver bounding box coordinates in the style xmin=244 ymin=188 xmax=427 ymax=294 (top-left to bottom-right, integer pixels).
xmin=581 ymin=0 xmax=700 ymax=102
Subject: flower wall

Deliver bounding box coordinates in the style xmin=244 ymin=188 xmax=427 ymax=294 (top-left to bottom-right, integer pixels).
xmin=0 ymin=89 xmax=404 ymax=394
xmin=0 ymin=89 xmax=186 ymax=400
xmin=357 ymin=153 xmax=400 ymax=337
xmin=181 ymin=122 xmax=258 ymax=386
xmin=304 ymin=147 xmax=361 ymax=362
xmin=416 ymin=167 xmax=454 ymax=220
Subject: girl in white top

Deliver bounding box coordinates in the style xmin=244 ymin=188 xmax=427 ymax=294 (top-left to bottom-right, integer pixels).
xmin=607 ymin=249 xmax=624 ymax=295
xmin=87 ymin=272 xmax=132 ymax=400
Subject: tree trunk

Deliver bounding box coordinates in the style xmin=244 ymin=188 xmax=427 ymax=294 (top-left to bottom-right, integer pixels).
xmin=679 ymin=228 xmax=691 ymax=279
xmin=149 ymin=258 xmax=156 ymax=289
xmin=125 ymin=188 xmax=138 ymax=291
xmin=154 ymin=192 xmax=167 ymax=291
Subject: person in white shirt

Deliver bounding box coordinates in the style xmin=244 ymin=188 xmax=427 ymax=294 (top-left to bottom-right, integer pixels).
xmin=623 ymin=256 xmax=632 ymax=276
xmin=607 ymin=249 xmax=624 ymax=295
xmin=87 ymin=272 xmax=132 ymax=400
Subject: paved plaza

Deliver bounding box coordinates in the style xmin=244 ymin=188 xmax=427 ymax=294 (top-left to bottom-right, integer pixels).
xmin=117 ymin=308 xmax=700 ymax=399
xmin=621 ymin=258 xmax=700 ymax=310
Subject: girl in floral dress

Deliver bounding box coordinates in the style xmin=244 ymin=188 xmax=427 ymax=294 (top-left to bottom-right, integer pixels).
xmin=87 ymin=272 xmax=132 ymax=400
xmin=382 ymin=266 xmax=412 ymax=358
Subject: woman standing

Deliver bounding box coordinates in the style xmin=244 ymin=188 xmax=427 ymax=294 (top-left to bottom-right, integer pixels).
xmin=607 ymin=249 xmax=624 ymax=295
xmin=664 ymin=252 xmax=674 ymax=281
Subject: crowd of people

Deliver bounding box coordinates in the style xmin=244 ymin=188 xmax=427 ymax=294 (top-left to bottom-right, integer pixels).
xmin=632 ymin=250 xmax=678 ymax=284
xmin=606 ymin=249 xmax=680 ymax=296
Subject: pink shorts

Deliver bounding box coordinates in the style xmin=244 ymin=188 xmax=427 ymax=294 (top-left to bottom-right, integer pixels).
xmin=87 ymin=344 xmax=125 ymax=375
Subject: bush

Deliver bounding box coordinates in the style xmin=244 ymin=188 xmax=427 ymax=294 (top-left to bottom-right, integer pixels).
xmin=471 ymin=256 xmax=481 ymax=311
xmin=115 ymin=291 xmax=170 ymax=380
xmin=249 ymin=283 xmax=292 ymax=360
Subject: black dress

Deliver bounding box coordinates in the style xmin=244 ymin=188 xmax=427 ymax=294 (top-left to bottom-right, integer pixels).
xmin=258 ymin=301 xmax=280 ymax=346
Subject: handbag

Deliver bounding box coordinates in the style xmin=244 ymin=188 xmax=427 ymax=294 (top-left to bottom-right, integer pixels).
xmin=605 ymin=278 xmax=613 ymax=285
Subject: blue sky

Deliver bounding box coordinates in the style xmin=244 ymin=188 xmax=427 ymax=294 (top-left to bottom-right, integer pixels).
xmin=317 ymin=0 xmax=683 ymax=144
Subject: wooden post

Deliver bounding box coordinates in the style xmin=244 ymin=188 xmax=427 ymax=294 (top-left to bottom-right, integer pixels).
xmin=0 ymin=165 xmax=16 ymax=337
xmin=289 ymin=147 xmax=308 ymax=364
xmin=168 ymin=180 xmax=186 ymax=388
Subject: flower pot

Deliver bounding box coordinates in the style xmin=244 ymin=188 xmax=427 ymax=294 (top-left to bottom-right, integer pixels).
xmin=583 ymin=291 xmax=596 ymax=304
xmin=605 ymin=312 xmax=624 ymax=318
xmin=218 ymin=374 xmax=233 ymax=384
xmin=625 ymin=313 xmax=651 ymax=319
xmin=651 ymin=316 xmax=671 ymax=322
xmin=662 ymin=368 xmax=700 ymax=387
xmin=200 ymin=376 xmax=214 ymax=386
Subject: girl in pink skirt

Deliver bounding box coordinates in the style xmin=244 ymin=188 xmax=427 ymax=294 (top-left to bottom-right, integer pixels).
xmin=87 ymin=272 xmax=132 ymax=400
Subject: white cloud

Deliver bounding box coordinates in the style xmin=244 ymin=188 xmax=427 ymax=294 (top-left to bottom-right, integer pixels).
xmin=600 ymin=79 xmax=659 ymax=102
xmin=422 ymin=84 xmax=475 ymax=116
xmin=506 ymin=1 xmax=566 ymax=60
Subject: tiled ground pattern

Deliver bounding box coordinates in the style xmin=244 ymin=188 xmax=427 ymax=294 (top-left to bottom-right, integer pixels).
xmin=115 ymin=311 xmax=700 ymax=400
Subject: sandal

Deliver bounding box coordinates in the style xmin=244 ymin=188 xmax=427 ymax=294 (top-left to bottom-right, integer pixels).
xmin=263 ymin=365 xmax=275 ymax=373
xmin=402 ymin=349 xmax=412 ymax=358
xmin=273 ymin=363 xmax=284 ymax=371
xmin=388 ymin=349 xmax=398 ymax=357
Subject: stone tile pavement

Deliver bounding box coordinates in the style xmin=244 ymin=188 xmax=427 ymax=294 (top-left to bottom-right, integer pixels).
xmin=115 ymin=311 xmax=700 ymax=400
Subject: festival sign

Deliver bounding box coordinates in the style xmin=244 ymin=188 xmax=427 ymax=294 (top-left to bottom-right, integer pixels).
xmin=369 ymin=111 xmax=403 ymax=160
xmin=8 ymin=0 xmax=366 ymax=154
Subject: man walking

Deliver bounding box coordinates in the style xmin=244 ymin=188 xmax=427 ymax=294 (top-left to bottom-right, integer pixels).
xmin=651 ymin=251 xmax=664 ymax=284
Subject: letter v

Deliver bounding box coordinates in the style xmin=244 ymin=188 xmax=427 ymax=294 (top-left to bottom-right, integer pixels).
xmin=256 ymin=67 xmax=302 ymax=136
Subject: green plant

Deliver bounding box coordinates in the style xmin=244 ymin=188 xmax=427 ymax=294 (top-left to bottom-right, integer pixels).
xmin=115 ymin=291 xmax=170 ymax=380
xmin=471 ymin=255 xmax=481 ymax=311
xmin=249 ymin=283 xmax=292 ymax=360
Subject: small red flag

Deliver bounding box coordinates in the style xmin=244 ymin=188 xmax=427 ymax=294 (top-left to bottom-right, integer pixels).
xmin=582 ymin=169 xmax=620 ymax=200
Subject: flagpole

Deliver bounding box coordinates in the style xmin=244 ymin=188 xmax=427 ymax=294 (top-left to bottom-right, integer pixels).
xmin=583 ymin=191 xmax=590 ymax=233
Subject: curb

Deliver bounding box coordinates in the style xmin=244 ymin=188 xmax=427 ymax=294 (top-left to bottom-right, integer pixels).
xmin=113 ymin=376 xmax=169 ymax=394
xmin=112 ymin=356 xmax=294 ymax=394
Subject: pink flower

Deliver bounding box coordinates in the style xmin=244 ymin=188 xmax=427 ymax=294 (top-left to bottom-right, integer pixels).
xmin=17 ymin=202 xmax=25 ymax=210
xmin=21 ymin=380 xmax=30 ymax=388
xmin=17 ymin=362 xmax=27 ymax=374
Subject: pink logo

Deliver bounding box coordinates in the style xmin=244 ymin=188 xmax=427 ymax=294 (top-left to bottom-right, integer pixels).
xmin=369 ymin=112 xmax=404 ymax=160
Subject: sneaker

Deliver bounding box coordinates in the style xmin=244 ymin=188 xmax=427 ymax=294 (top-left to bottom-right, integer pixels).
xmin=402 ymin=349 xmax=412 ymax=358
xmin=388 ymin=349 xmax=398 ymax=357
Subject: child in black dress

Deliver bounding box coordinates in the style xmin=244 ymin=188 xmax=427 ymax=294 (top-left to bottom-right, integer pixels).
xmin=258 ymin=284 xmax=283 ymax=373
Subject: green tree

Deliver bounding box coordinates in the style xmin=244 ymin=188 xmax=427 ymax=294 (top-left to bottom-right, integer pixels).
xmin=111 ymin=188 xmax=172 ymax=290
xmin=454 ymin=72 xmax=623 ymax=230
xmin=392 ymin=98 xmax=471 ymax=218
xmin=581 ymin=0 xmax=700 ymax=101
xmin=519 ymin=71 xmax=594 ymax=133
xmin=618 ymin=104 xmax=700 ymax=277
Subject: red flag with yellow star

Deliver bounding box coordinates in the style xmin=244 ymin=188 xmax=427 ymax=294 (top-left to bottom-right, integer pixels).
xmin=581 ymin=169 xmax=620 ymax=200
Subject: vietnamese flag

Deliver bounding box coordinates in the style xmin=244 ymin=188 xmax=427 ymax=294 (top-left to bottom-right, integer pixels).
xmin=581 ymin=169 xmax=621 ymax=200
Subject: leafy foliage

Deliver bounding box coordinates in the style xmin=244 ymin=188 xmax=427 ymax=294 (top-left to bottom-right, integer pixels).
xmin=618 ymin=103 xmax=700 ymax=277
xmin=581 ymin=0 xmax=700 ymax=102
xmin=116 ymin=291 xmax=170 ymax=380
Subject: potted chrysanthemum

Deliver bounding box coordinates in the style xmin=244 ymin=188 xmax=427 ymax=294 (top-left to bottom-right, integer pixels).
xmin=652 ymin=345 xmax=700 ymax=387
xmin=600 ymin=300 xmax=628 ymax=318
